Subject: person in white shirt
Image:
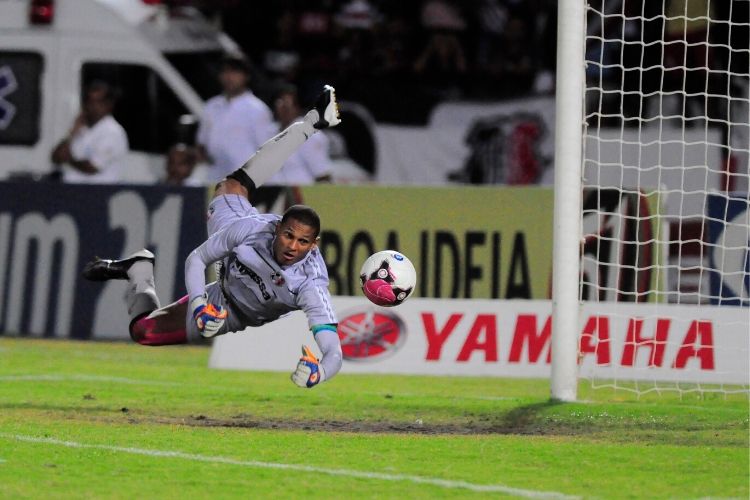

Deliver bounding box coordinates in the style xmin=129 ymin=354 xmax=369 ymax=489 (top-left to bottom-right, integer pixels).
xmin=267 ymin=85 xmax=333 ymax=185
xmin=196 ymin=54 xmax=275 ymax=183
xmin=162 ymin=144 xmax=204 ymax=187
xmin=50 ymin=81 xmax=129 ymax=184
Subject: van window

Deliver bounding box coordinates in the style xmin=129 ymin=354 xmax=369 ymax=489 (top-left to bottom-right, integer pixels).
xmin=165 ymin=51 xmax=222 ymax=101
xmin=0 ymin=52 xmax=43 ymax=146
xmin=82 ymin=63 xmax=190 ymax=154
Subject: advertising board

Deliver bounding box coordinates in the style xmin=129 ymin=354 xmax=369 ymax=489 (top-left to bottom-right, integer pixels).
xmin=210 ymin=297 xmax=749 ymax=385
xmin=0 ymin=182 xmax=206 ymax=338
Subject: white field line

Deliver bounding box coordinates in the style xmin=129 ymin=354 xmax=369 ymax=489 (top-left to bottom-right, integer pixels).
xmin=0 ymin=433 xmax=579 ymax=499
xmin=0 ymin=374 xmax=179 ymax=386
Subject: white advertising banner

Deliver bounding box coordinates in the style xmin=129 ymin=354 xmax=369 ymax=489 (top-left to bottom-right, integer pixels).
xmin=375 ymin=98 xmax=556 ymax=186
xmin=209 ymin=298 xmax=749 ymax=385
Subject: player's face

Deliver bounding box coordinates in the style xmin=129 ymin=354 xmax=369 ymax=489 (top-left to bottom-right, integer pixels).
xmin=273 ymin=219 xmax=318 ymax=266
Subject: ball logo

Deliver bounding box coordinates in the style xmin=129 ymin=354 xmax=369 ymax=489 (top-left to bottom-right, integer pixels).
xmin=337 ymin=308 xmax=407 ymax=362
xmin=393 ymin=253 xmax=404 ymax=261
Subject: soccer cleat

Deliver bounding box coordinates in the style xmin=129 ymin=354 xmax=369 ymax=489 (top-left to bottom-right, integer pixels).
xmin=82 ymin=249 xmax=155 ymax=281
xmin=311 ymin=85 xmax=341 ymax=129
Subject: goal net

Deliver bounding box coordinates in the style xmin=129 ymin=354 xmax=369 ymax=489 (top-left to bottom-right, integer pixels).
xmin=556 ymin=0 xmax=749 ymax=397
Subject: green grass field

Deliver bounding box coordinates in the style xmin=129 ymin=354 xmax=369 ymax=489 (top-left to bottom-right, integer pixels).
xmin=0 ymin=338 xmax=747 ymax=499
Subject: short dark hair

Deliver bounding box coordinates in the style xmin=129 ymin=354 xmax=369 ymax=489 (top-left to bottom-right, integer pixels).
xmin=275 ymin=82 xmax=298 ymax=100
xmin=85 ymin=80 xmax=117 ymax=103
xmin=281 ymin=205 xmax=321 ymax=237
xmin=221 ymin=53 xmax=251 ymax=74
xmin=168 ymin=143 xmax=197 ymax=164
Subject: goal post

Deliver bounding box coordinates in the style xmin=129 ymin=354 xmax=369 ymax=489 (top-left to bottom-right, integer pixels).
xmin=551 ymin=0 xmax=586 ymax=402
xmin=551 ymin=0 xmax=750 ymax=400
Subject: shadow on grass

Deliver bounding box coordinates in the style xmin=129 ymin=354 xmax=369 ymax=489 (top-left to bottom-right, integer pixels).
xmin=489 ymin=400 xmax=567 ymax=435
xmin=156 ymin=400 xmax=578 ymax=437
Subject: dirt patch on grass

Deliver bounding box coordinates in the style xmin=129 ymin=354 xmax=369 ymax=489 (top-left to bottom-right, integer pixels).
xmin=137 ymin=400 xmax=576 ymax=436
xmin=164 ymin=413 xmax=567 ymax=436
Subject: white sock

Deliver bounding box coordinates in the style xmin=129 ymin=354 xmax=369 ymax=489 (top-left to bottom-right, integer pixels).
xmin=239 ymin=111 xmax=319 ymax=187
xmin=126 ymin=260 xmax=159 ymax=320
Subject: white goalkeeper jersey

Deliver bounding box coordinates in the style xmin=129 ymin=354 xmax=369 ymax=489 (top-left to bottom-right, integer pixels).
xmin=185 ymin=213 xmax=337 ymax=329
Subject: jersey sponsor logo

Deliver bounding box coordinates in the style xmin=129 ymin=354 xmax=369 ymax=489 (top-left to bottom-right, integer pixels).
xmin=252 ymin=248 xmax=286 ymax=287
xmin=337 ymin=308 xmax=406 ymax=362
xmin=244 ymin=266 xmax=271 ymax=300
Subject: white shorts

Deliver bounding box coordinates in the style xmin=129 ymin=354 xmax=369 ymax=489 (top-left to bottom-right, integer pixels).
xmin=206 ymin=193 xmax=258 ymax=236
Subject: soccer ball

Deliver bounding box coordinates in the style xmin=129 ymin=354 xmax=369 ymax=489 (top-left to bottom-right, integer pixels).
xmin=359 ymin=250 xmax=417 ymax=307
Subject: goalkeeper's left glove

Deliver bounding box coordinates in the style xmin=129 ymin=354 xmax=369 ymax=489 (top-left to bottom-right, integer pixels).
xmin=291 ymin=345 xmax=324 ymax=388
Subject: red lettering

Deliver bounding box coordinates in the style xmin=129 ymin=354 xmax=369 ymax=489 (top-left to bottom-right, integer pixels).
xmin=579 ymin=316 xmax=611 ymax=365
xmin=456 ymin=314 xmax=498 ymax=362
xmin=672 ymin=320 xmax=715 ymax=370
xmin=621 ymin=318 xmax=669 ymax=367
xmin=422 ymin=313 xmax=462 ymax=360
xmin=508 ymin=314 xmax=551 ymax=363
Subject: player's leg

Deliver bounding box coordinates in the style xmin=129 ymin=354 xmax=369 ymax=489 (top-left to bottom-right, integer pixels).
xmin=207 ymin=178 xmax=259 ymax=235
xmin=130 ymin=296 xmax=191 ymax=346
xmin=83 ymin=249 xmax=190 ymax=345
xmin=226 ymin=85 xmax=340 ymax=194
xmin=83 ymin=249 xmax=158 ymax=318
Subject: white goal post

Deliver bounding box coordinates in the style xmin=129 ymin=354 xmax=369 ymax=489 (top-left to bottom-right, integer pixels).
xmin=551 ymin=0 xmax=750 ymax=400
xmin=551 ymin=0 xmax=586 ymax=402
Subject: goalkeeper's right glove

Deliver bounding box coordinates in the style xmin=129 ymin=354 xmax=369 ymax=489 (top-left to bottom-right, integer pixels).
xmin=190 ymin=295 xmax=228 ymax=338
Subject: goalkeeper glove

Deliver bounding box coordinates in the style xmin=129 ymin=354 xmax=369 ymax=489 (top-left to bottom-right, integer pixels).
xmin=190 ymin=295 xmax=228 ymax=338
xmin=291 ymin=345 xmax=324 ymax=388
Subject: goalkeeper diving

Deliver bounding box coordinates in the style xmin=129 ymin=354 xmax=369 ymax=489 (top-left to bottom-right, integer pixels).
xmin=82 ymin=85 xmax=342 ymax=389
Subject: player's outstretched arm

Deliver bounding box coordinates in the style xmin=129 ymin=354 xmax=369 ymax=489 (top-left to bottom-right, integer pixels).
xmin=290 ymin=325 xmax=342 ymax=388
xmin=184 ymin=216 xmax=253 ymax=304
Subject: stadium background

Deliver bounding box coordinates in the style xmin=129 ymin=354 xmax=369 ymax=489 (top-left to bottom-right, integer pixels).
xmin=0 ymin=1 xmax=748 ymax=498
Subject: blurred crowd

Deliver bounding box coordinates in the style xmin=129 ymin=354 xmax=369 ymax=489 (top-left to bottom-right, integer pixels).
xmin=217 ymin=0 xmax=559 ymax=124
xmin=585 ymin=0 xmax=746 ymax=129
xmin=47 ymin=0 xmax=749 ymax=187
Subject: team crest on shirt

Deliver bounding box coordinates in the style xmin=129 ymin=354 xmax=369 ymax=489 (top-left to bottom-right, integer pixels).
xmin=270 ymin=270 xmax=285 ymax=286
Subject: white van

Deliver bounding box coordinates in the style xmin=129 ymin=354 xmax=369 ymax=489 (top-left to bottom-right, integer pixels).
xmin=0 ymin=0 xmax=241 ymax=183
